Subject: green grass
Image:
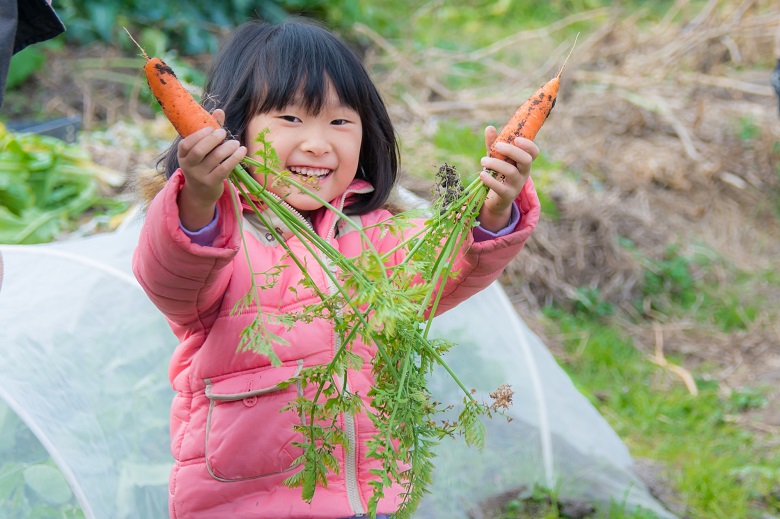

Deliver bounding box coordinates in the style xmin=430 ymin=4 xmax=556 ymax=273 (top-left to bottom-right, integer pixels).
xmin=532 ymin=301 xmax=780 ymax=519
xmin=359 ymin=0 xmax=688 ymax=49
xmin=430 ymin=119 xmax=486 ymax=173
xmin=480 ymin=231 xmax=780 ymax=519
xmin=634 ymin=244 xmax=768 ymax=332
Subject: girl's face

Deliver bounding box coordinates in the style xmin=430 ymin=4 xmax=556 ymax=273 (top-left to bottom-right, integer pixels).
xmin=245 ymin=82 xmax=363 ymax=217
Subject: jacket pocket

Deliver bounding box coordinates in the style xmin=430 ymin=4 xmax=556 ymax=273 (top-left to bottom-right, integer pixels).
xmin=204 ymin=360 xmax=304 ymax=482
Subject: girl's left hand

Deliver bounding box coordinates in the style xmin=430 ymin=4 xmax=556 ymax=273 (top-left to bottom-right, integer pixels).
xmin=477 ymin=126 xmax=539 ymax=233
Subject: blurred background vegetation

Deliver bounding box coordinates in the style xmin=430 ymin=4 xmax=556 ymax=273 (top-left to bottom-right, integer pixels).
xmin=2 ymin=1 xmax=780 ymax=518
xmin=45 ymin=0 xmax=669 ymax=55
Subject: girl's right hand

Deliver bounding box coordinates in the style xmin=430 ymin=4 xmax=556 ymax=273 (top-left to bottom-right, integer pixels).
xmin=177 ymin=109 xmax=247 ymax=231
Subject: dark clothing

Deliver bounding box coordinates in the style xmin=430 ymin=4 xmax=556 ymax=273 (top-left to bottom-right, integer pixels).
xmin=0 ymin=0 xmax=64 ymax=108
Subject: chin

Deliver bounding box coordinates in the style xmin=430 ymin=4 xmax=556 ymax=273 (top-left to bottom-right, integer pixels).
xmin=285 ymin=196 xmax=325 ymax=213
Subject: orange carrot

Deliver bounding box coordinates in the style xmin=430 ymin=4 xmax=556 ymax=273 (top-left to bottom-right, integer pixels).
xmin=488 ymin=40 xmax=575 ymax=163
xmin=144 ymin=57 xmax=221 ymax=138
xmin=126 ymin=29 xmax=220 ymax=138
xmin=488 ymin=72 xmax=560 ymax=162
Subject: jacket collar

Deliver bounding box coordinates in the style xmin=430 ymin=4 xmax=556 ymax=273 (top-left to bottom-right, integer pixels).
xmin=240 ymin=179 xmax=375 ymax=243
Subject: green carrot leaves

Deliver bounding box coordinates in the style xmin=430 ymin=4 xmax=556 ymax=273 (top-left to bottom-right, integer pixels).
xmin=227 ymin=138 xmax=504 ymax=518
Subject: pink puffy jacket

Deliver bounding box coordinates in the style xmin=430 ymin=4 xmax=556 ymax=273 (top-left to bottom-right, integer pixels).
xmin=133 ymin=170 xmax=540 ymax=518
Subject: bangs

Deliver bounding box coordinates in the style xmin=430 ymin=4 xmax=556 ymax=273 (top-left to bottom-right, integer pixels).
xmin=196 ymin=18 xmax=399 ymax=214
xmin=255 ymin=24 xmax=364 ymax=116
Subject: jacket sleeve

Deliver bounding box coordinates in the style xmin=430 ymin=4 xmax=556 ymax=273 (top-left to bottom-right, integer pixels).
xmin=433 ymin=177 xmax=540 ymax=314
xmin=132 ymin=170 xmax=241 ymax=328
xmin=373 ymin=177 xmax=540 ymax=317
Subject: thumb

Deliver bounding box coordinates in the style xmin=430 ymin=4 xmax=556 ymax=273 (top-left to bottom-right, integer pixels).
xmin=212 ymin=108 xmax=226 ymax=127
xmin=484 ymin=125 xmax=498 ymax=153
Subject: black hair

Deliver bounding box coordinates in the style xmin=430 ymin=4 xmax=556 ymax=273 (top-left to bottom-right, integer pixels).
xmin=158 ymin=18 xmax=399 ymax=215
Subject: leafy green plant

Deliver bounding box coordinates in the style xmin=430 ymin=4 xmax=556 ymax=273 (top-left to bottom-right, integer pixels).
xmin=706 ymin=291 xmax=758 ymax=331
xmin=0 ymin=404 xmax=85 ymax=519
xmin=640 ymin=244 xmax=698 ymax=310
xmin=636 ymin=245 xmax=763 ymax=331
xmin=5 ymin=47 xmax=47 ymax=90
xmin=56 ymin=0 xmax=366 ymax=56
xmin=737 ymin=115 xmax=761 ymax=142
xmin=572 ymin=286 xmax=614 ymax=319
xmin=0 ymin=125 xmax=128 ymax=244
xmin=727 ymin=387 xmax=768 ymax=413
xmin=224 ymin=133 xmax=512 ymax=518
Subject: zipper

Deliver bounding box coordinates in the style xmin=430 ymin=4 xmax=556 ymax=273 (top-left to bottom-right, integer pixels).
xmin=327 ymin=268 xmax=366 ymax=516
xmin=242 ymin=192 xmax=314 ymax=246
xmin=254 ymin=190 xmax=366 ymax=515
xmin=324 ymin=190 xmax=350 ymax=243
xmin=267 ymin=192 xmax=314 ymax=234
xmin=325 ymin=191 xmax=365 ymax=516
xmin=334 ymin=371 xmax=365 ymax=516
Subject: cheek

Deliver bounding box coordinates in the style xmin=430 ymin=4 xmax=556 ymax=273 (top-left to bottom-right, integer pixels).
xmin=248 ymin=137 xmax=288 ymax=172
xmin=246 ymin=118 xmax=281 ymax=153
xmin=344 ymin=136 xmax=362 ymax=167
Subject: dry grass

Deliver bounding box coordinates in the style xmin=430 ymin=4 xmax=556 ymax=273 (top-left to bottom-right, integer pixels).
xmin=364 ymin=0 xmax=780 ymax=292
xmin=361 ymin=0 xmax=780 ymax=437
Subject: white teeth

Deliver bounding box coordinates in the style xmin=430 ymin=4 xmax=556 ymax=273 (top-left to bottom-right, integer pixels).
xmin=288 ymin=166 xmax=331 ymax=177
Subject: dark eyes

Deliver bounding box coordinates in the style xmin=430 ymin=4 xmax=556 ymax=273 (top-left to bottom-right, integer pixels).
xmin=280 ymin=115 xmax=351 ymax=126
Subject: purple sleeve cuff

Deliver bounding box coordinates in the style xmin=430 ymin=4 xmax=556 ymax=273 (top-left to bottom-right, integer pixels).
xmin=180 ymin=207 xmax=220 ymax=246
xmin=472 ymin=201 xmax=520 ymax=243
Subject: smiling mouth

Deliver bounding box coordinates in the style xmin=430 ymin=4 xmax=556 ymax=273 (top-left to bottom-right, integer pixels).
xmin=288 ymin=166 xmax=332 ymax=178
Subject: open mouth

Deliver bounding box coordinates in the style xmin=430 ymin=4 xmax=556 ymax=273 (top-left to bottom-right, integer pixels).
xmin=288 ymin=166 xmax=333 ymax=178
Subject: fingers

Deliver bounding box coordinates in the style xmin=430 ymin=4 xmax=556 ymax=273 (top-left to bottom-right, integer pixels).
xmin=518 ymin=137 xmax=540 ymax=161
xmin=178 ymin=127 xmax=247 ymax=179
xmin=478 ymin=168 xmax=521 ymax=205
xmin=494 ymin=136 xmax=539 ymax=162
xmin=479 ymin=135 xmax=538 ymax=211
xmin=178 ymin=127 xmax=226 ymax=163
xmin=215 ymin=141 xmax=247 ymax=175
xmin=481 ymin=137 xmax=538 ymax=174
xmin=205 ymin=137 xmax=244 ymax=171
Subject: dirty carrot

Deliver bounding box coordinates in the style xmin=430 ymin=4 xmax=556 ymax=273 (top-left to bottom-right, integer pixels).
xmin=144 ymin=57 xmax=221 ymax=137
xmin=125 ymin=29 xmax=220 ymax=138
xmin=488 ymin=75 xmax=559 ymax=162
xmin=489 ymin=38 xmax=576 ymax=162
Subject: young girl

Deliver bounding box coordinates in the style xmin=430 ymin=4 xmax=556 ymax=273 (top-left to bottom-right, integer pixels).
xmin=133 ymin=18 xmax=541 ymax=519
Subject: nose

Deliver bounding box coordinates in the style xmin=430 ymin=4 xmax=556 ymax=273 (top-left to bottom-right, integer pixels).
xmin=300 ymin=130 xmax=332 ymax=156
